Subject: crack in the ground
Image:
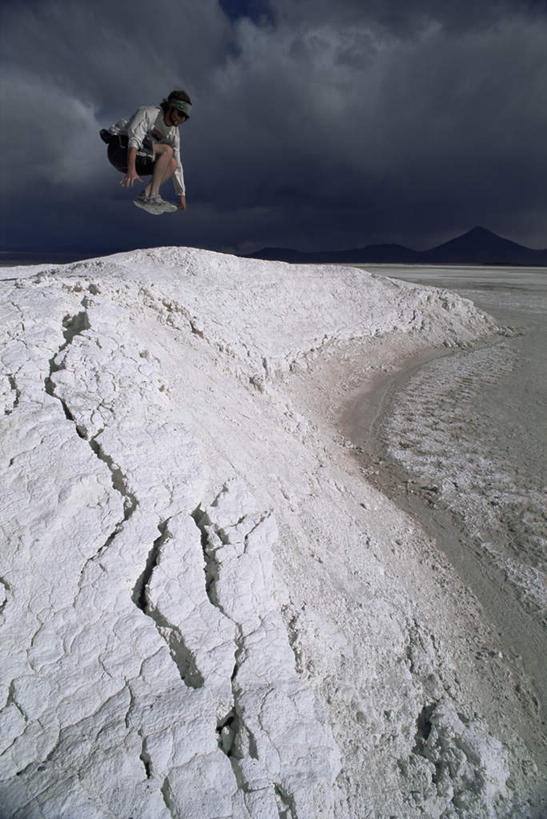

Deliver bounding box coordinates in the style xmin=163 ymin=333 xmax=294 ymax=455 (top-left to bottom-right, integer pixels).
xmin=160 ymin=777 xmax=176 ymax=818
xmin=191 ymin=507 xmax=222 ymax=604
xmin=413 ymin=703 xmax=436 ymax=755
xmin=5 ymin=374 xmax=21 ymax=415
xmin=216 ymin=710 xmax=236 ymax=756
xmin=132 ymin=521 xmax=169 ymax=613
xmin=191 ymin=496 xmax=326 ymax=815
xmin=44 ymin=310 xmax=91 ymax=396
xmin=191 ymin=505 xmax=261 ymax=768
xmin=132 ymin=520 xmax=205 ymax=689
xmin=280 ymin=605 xmax=305 ymax=677
xmin=88 ymin=437 xmax=138 ymax=522
xmin=44 ymin=309 xmax=139 ymax=582
xmin=275 ymin=782 xmax=296 ymax=818
xmin=139 ymin=731 xmax=153 ymax=779
xmin=44 ymin=310 xmax=91 ymax=436
xmin=0 ymin=577 xmax=10 ymax=615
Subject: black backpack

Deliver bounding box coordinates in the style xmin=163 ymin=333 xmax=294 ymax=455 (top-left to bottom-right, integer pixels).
xmin=99 ymin=129 xmax=115 ymax=144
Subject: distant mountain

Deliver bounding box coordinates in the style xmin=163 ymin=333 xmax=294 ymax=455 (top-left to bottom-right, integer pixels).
xmin=422 ymin=226 xmax=547 ymax=265
xmin=248 ymin=227 xmax=547 ymax=266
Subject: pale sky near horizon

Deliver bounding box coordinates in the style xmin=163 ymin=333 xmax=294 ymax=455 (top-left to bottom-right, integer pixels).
xmin=1 ymin=0 xmax=546 ymax=256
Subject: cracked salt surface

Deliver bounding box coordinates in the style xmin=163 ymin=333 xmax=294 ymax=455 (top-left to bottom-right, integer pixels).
xmin=384 ymin=343 xmax=546 ymax=618
xmin=0 ymin=248 xmax=544 ymax=816
xmin=363 ymin=268 xmax=547 ymax=698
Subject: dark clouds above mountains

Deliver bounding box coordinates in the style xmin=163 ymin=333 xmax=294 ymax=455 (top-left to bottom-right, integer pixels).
xmin=1 ymin=0 xmax=546 ymax=256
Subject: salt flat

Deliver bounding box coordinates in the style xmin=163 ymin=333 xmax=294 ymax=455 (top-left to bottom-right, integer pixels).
xmin=0 ymin=248 xmax=543 ymax=817
xmin=350 ymin=266 xmax=546 ymax=698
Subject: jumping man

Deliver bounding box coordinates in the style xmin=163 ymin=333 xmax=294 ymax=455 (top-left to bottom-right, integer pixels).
xmin=100 ymin=89 xmax=192 ymax=215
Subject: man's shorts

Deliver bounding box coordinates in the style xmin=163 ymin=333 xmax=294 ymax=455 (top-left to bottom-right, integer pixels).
xmin=104 ymin=133 xmax=155 ymax=176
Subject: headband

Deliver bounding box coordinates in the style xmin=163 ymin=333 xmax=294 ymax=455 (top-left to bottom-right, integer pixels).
xmin=170 ymin=99 xmax=192 ymax=118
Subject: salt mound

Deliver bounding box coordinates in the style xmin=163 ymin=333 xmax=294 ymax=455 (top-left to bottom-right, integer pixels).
xmin=0 ymin=248 xmax=535 ymax=816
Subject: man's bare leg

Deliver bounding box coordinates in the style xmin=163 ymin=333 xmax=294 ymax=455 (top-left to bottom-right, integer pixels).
xmin=143 ymin=144 xmax=177 ymax=197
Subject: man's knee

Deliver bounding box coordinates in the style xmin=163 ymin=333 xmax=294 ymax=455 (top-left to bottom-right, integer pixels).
xmin=155 ymin=143 xmax=174 ymax=159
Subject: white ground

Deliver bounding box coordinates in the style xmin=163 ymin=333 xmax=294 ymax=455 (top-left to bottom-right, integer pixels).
xmin=0 ymin=247 xmax=544 ymax=817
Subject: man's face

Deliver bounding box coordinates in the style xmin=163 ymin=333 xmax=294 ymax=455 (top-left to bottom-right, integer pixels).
xmin=165 ymin=106 xmax=188 ymax=127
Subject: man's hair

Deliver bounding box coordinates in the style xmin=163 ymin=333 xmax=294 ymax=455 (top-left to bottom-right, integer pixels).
xmin=161 ymin=89 xmax=192 ymax=113
xmin=168 ymin=89 xmax=191 ymax=105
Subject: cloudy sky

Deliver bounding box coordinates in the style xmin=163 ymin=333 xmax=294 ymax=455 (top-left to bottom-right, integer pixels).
xmin=1 ymin=0 xmax=546 ymax=257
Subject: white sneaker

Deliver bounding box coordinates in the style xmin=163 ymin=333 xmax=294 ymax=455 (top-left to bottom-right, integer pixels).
xmin=149 ymin=195 xmax=178 ymax=213
xmin=133 ymin=193 xmax=162 ymax=215
xmin=133 ymin=194 xmax=177 ymax=215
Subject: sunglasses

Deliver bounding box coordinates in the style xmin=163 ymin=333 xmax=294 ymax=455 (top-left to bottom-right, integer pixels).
xmin=171 ymin=107 xmax=188 ymax=120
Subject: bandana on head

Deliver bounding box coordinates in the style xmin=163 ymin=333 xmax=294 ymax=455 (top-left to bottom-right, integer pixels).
xmin=170 ymin=99 xmax=192 ymax=118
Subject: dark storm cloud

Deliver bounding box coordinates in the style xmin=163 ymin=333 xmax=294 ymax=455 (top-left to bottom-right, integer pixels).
xmin=1 ymin=0 xmax=546 ymax=255
xmin=276 ymin=0 xmax=547 ymax=33
xmin=220 ymin=0 xmax=275 ymax=25
xmin=192 ymin=1 xmax=547 ymax=249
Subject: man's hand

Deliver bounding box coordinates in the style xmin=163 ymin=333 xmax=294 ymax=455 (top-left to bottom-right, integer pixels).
xmin=121 ymin=147 xmax=141 ymax=187
xmin=178 ymin=195 xmax=187 ymax=211
xmin=120 ymin=168 xmax=142 ymax=187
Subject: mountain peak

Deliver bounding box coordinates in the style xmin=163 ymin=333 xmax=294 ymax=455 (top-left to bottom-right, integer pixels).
xmin=466 ymin=225 xmax=495 ymax=237
xmin=444 ymin=226 xmax=501 ymax=245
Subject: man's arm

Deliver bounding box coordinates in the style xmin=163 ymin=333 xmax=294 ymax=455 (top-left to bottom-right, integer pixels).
xmin=120 ymin=106 xmax=154 ymax=187
xmin=120 ymin=146 xmax=142 ymax=187
xmin=171 ymin=133 xmax=187 ymax=210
